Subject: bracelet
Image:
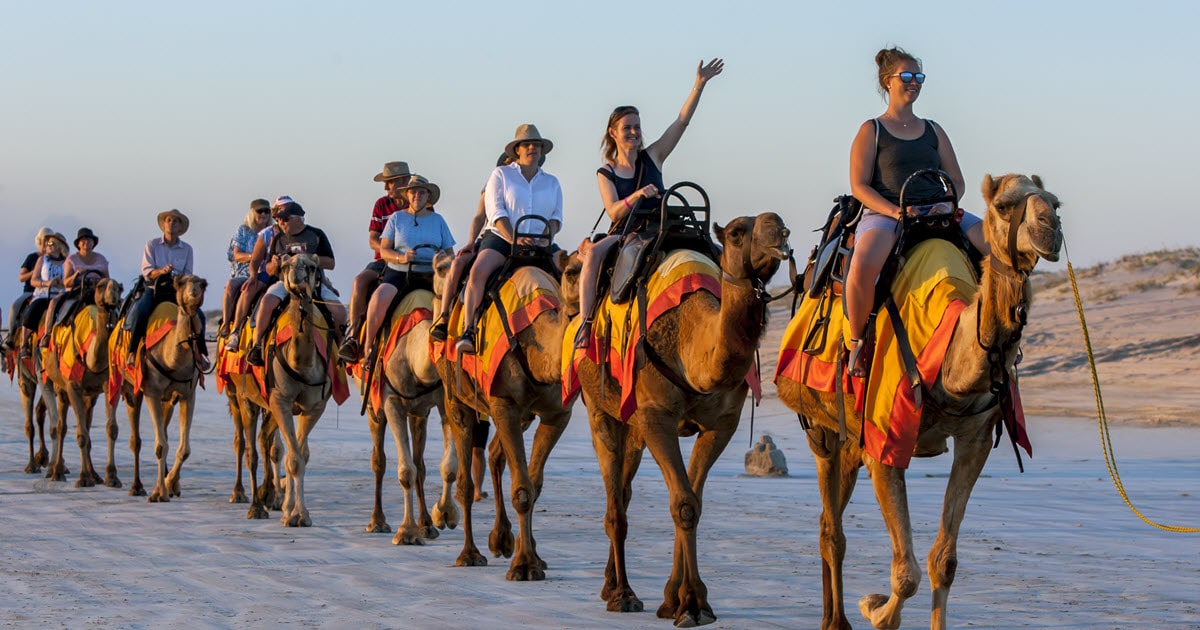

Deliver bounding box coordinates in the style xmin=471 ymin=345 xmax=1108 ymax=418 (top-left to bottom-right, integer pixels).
xmin=622 ymin=197 xmax=632 ymax=211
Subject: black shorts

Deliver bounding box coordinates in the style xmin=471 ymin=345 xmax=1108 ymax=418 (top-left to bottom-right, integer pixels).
xmin=363 ymin=259 xmax=388 ymax=275
xmin=477 ymin=233 xmax=512 ymax=257
xmin=380 ymin=267 xmax=433 ymax=293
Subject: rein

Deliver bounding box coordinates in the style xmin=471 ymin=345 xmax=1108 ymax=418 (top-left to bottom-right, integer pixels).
xmin=150 ymin=307 xmax=203 ymax=384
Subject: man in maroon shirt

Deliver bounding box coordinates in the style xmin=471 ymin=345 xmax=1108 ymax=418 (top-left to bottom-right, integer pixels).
xmin=341 ymin=161 xmax=432 ymax=361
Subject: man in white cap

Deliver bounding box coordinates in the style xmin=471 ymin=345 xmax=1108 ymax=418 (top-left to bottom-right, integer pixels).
xmin=245 ymin=196 xmax=347 ymax=367
xmin=123 ymin=209 xmax=209 ymax=370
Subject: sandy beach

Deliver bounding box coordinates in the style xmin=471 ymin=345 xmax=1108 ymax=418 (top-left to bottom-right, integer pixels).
xmin=2 ymin=251 xmax=1199 ymax=629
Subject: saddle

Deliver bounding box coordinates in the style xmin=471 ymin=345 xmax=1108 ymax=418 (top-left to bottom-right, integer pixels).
xmin=472 ymin=215 xmax=560 ymax=327
xmin=607 ymin=181 xmax=720 ymax=305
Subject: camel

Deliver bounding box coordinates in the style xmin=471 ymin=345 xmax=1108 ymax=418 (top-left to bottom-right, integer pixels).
xmin=776 ymin=174 xmax=1062 ymax=630
xmin=432 ymin=247 xmax=576 ymax=580
xmin=357 ymin=288 xmax=459 ymax=545
xmin=3 ymin=327 xmax=50 ymax=474
xmin=217 ymin=330 xmax=284 ymax=519
xmin=572 ymin=212 xmax=790 ymax=627
xmin=259 ymin=253 xmax=342 ymax=527
xmin=108 ymin=274 xmax=207 ymax=501
xmin=42 ymin=277 xmax=124 ymax=488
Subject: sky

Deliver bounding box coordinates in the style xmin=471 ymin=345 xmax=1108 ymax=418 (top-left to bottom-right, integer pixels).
xmin=2 ymin=1 xmax=1197 ymax=300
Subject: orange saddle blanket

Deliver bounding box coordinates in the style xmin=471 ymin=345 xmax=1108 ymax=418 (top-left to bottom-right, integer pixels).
xmin=358 ymin=289 xmax=434 ymax=415
xmin=433 ymin=266 xmax=560 ymax=397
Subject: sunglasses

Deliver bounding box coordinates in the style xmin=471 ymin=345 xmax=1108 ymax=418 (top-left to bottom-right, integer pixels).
xmin=893 ymin=72 xmax=926 ymax=84
xmin=255 ymin=208 xmax=270 ymax=214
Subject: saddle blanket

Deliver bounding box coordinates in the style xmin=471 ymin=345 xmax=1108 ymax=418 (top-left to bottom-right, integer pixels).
xmin=359 ymin=290 xmax=434 ymax=415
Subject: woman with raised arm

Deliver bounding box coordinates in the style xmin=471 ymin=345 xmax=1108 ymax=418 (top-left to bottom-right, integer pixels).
xmin=844 ymin=46 xmax=987 ymax=376
xmin=574 ymin=58 xmax=724 ymax=348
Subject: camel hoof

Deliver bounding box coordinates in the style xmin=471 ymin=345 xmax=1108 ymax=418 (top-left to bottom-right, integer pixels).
xmin=229 ymin=491 xmax=248 ymax=504
xmin=432 ymin=503 xmax=459 ymax=530
xmin=147 ymin=492 xmax=169 ymax=503
xmin=391 ymin=529 xmax=424 ymax=546
xmin=247 ymin=505 xmax=269 ymax=520
xmin=488 ymin=528 xmax=515 ymax=559
xmin=505 ymin=563 xmax=545 ymax=582
xmin=859 ymin=593 xmax=894 ymax=628
xmin=673 ymin=609 xmax=717 ymax=628
xmin=606 ymin=590 xmax=644 ymax=613
xmin=419 ymin=525 xmax=440 ymax=540
xmin=455 ymin=549 xmax=488 ymax=567
xmin=365 ymin=520 xmax=391 ymax=534
xmin=91 ymin=471 xmax=104 ymax=485
xmin=283 ymin=513 xmax=311 ymax=527
xmin=129 ymin=484 xmax=147 ymax=497
xmin=104 ymin=475 xmax=122 ymax=489
xmin=25 ymin=463 xmax=41 ymax=474
xmin=76 ymin=475 xmax=96 ymax=489
xmin=36 ymin=450 xmax=50 ymax=467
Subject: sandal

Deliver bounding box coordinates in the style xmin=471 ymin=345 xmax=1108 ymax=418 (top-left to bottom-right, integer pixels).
xmin=847 ymin=337 xmax=869 ymax=378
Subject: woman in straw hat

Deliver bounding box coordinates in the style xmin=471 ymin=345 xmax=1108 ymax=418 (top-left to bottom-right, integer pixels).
xmin=455 ymin=123 xmax=563 ymax=354
xmin=18 ymin=231 xmax=69 ymax=358
xmin=343 ymin=174 xmax=455 ymax=363
xmin=574 ymin=58 xmax=724 ymax=349
xmin=2 ymin=227 xmax=54 ymax=352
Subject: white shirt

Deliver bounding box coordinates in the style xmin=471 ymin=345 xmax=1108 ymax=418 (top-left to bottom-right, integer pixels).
xmin=482 ymin=163 xmax=563 ymax=239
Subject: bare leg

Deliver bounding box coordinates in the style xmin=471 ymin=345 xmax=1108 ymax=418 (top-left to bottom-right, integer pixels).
xmin=348 ymin=266 xmax=379 ymax=337
xmin=251 ymin=294 xmax=281 ymax=349
xmin=221 ymin=278 xmax=246 ymax=334
xmin=436 ymin=250 xmax=475 ymax=323
xmin=363 ymin=283 xmax=398 ymax=360
xmin=460 ymin=249 xmax=506 ymax=331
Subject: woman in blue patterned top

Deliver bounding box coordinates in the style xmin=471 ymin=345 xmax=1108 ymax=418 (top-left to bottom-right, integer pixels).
xmin=220 ymin=199 xmax=271 ymax=337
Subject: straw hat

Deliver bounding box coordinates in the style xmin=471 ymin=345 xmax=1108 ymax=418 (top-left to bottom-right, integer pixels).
xmin=157 ymin=209 xmax=190 ymax=234
xmin=373 ymin=161 xmax=412 ymax=183
xmin=399 ymin=174 xmax=441 ymax=207
xmin=74 ymin=227 xmax=99 ymax=248
xmin=504 ymin=124 xmax=554 ymax=160
xmin=34 ymin=227 xmax=54 ymax=248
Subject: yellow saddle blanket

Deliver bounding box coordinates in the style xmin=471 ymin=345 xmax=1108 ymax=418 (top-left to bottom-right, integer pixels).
xmin=46 ymin=306 xmax=102 ymax=383
xmin=433 ymin=266 xmax=560 ymax=397
xmin=108 ymin=303 xmax=199 ymax=405
xmin=563 ymin=249 xmax=759 ymax=422
xmin=775 ymin=239 xmax=978 ymax=468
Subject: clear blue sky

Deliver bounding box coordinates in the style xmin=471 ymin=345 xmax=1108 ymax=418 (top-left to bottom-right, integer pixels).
xmin=2 ymin=1 xmax=1195 ymax=296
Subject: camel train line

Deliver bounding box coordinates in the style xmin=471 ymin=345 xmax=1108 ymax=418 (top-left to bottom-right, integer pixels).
xmin=2 ymin=171 xmax=1062 ymax=629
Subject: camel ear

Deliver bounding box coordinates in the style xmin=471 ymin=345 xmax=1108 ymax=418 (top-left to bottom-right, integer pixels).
xmin=714 ymin=221 xmax=747 ymax=248
xmin=1031 ymin=174 xmax=1044 ymax=190
xmin=173 ymin=275 xmax=184 ymax=292
xmin=713 ymin=222 xmax=726 ymax=244
xmin=981 ymin=174 xmax=998 ymax=205
xmin=552 ymin=249 xmax=569 ymax=274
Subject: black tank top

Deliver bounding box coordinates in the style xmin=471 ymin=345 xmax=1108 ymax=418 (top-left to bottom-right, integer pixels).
xmin=598 ymin=150 xmax=666 ymax=231
xmin=870 ymin=119 xmax=944 ymax=206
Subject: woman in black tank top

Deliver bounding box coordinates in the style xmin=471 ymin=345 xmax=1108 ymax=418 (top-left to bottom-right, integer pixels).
xmin=843 ymin=46 xmax=987 ymax=377
xmin=573 ymin=58 xmax=724 ymax=349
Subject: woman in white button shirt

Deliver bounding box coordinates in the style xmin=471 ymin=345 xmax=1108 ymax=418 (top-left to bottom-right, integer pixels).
xmin=455 ymin=124 xmax=563 ymax=355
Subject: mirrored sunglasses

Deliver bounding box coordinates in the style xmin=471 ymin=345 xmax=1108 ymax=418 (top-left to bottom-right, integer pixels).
xmin=894 ymin=72 xmax=926 ymax=84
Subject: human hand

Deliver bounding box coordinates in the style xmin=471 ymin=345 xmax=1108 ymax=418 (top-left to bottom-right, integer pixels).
xmin=639 ymin=184 xmax=661 ymax=200
xmin=696 ymin=58 xmax=724 ymax=85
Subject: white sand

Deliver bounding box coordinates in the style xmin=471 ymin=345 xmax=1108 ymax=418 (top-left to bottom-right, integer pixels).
xmin=1 ymin=376 xmax=1198 ymax=629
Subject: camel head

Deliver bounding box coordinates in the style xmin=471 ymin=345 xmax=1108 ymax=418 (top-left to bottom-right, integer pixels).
xmin=558 ymin=250 xmax=582 ymax=319
xmin=94 ymin=278 xmax=124 ymax=311
xmin=173 ymin=274 xmax=207 ymax=314
xmin=713 ymin=212 xmax=792 ymax=284
xmin=432 ymin=250 xmax=454 ymax=303
xmin=280 ymin=254 xmax=320 ymax=299
xmin=981 ymin=173 xmax=1063 ymax=271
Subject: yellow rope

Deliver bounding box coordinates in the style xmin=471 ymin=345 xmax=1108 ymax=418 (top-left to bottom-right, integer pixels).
xmin=1065 ymin=240 xmax=1200 ymax=533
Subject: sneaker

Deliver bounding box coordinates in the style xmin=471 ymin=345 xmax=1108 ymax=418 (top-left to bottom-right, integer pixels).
xmin=455 ymin=329 xmax=477 ymax=355
xmin=224 ymin=332 xmax=240 ymax=352
xmin=338 ymin=336 xmax=362 ymax=363
xmin=246 ymin=346 xmax=265 ymax=367
xmin=428 ymin=320 xmax=448 ymax=343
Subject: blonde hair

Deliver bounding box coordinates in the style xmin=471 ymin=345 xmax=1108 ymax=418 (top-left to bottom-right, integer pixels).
xmin=34 ymin=227 xmax=53 ymax=249
xmin=875 ymin=46 xmax=921 ymax=96
xmin=45 ymin=234 xmax=68 ymax=258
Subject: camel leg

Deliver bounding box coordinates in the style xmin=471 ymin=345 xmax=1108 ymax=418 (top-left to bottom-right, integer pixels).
xmin=430 ymin=401 xmax=460 ymax=531
xmin=228 ymin=394 xmax=248 ymax=504
xmin=263 ymin=417 xmax=285 ymax=511
xmin=490 ymin=401 xmax=543 ymax=581
xmin=523 ymin=410 xmax=570 ymax=570
xmin=122 ymin=393 xmax=146 ymax=497
xmin=103 ymin=389 xmax=122 ymax=489
xmin=487 ymin=426 xmax=513 ymax=559
xmin=145 ymin=396 xmax=172 ymax=503
xmin=35 ymin=395 xmax=50 ymax=468
xmin=21 ymin=379 xmax=43 ymax=474
xmin=365 ymin=406 xmax=392 ymax=533
xmin=589 ymin=406 xmax=645 ymax=613
xmin=807 ymin=421 xmax=862 ymax=630
xmin=929 ymin=423 xmax=994 ymax=630
xmin=447 ymin=396 xmax=486 ymax=567
xmin=46 ymin=390 xmax=69 ymax=483
xmin=166 ymin=397 xmax=193 ymax=498
xmin=240 ymin=398 xmax=269 ymax=519
xmin=68 ymin=389 xmax=100 ymax=488
xmin=286 ymin=405 xmax=323 ymax=527
xmin=384 ymin=402 xmax=422 ymax=545
xmin=859 ymin=454 xmax=920 ymax=630
xmin=409 ymin=411 xmax=440 ymax=540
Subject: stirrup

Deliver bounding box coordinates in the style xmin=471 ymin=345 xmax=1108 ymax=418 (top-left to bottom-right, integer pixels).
xmin=223 ymin=331 xmax=241 ymax=352
xmin=573 ymin=319 xmax=593 ymax=350
xmin=428 ymin=318 xmax=448 ymax=342
xmin=455 ymin=327 xmax=477 ymax=355
xmin=847 ymin=337 xmax=868 ymax=378
xmin=338 ymin=336 xmax=362 ymax=363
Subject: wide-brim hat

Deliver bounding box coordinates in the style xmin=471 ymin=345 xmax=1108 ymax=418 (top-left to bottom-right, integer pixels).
xmin=157 ymin=209 xmax=190 ymax=235
xmin=373 ymin=161 xmax=412 ymax=183
xmin=504 ymin=124 xmax=554 ymax=160
xmin=250 ymin=198 xmax=271 ymax=212
xmin=74 ymin=227 xmax=99 ymax=248
xmin=399 ymin=174 xmax=441 ymax=207
xmin=45 ymin=231 xmax=69 ymax=253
